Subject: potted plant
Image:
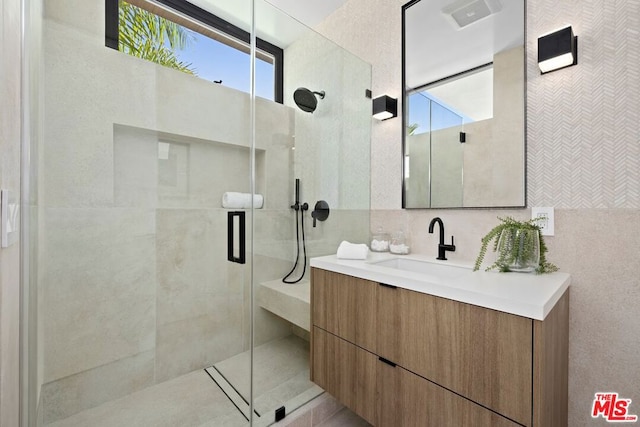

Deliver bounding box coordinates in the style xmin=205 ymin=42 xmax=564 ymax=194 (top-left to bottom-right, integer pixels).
xmin=473 ymin=216 xmax=558 ymax=274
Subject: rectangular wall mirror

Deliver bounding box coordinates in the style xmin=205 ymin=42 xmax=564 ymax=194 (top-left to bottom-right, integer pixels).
xmin=402 ymin=0 xmax=526 ymax=208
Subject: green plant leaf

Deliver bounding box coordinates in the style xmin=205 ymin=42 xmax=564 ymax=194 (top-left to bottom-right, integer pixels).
xmin=119 ymin=1 xmax=197 ymax=75
xmin=473 ymin=216 xmax=558 ymax=274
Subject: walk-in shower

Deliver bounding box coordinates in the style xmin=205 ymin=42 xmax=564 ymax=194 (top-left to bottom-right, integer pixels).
xmin=20 ymin=0 xmax=371 ymax=426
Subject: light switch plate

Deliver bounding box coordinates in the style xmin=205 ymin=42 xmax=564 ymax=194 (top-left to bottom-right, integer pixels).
xmin=531 ymin=206 xmax=554 ymax=236
xmin=1 ymin=190 xmax=19 ymax=248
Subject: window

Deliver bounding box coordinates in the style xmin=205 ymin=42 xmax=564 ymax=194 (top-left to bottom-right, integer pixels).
xmin=105 ymin=0 xmax=283 ymax=102
xmin=407 ymin=63 xmax=493 ymax=134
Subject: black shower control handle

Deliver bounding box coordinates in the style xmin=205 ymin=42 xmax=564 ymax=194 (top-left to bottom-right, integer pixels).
xmin=311 ymin=200 xmax=330 ymax=227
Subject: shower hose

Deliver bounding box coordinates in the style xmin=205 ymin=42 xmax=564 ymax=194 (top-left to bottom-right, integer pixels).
xmin=282 ymin=203 xmax=307 ymax=284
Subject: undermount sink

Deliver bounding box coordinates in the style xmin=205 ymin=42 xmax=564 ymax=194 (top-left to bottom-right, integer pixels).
xmin=370 ymin=257 xmax=470 ymax=280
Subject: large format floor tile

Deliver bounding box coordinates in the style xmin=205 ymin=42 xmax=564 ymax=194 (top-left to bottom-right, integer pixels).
xmin=46 ymin=335 xmax=319 ymax=427
xmin=213 ymin=335 xmax=320 ymax=417
xmin=46 ymin=370 xmax=247 ymax=427
xmin=316 ymin=408 xmax=372 ymax=427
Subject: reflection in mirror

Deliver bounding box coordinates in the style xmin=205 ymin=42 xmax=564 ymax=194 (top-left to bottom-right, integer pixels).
xmin=402 ymin=0 xmax=526 ymax=208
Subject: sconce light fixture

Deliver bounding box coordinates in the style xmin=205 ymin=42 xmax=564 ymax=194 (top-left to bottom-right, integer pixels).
xmin=538 ymin=26 xmax=577 ymax=74
xmin=372 ymin=95 xmax=397 ymax=120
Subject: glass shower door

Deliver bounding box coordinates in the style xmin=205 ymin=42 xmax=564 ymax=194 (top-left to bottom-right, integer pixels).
xmin=248 ymin=1 xmax=372 ymax=425
xmin=430 ymin=100 xmax=464 ymax=207
xmin=34 ymin=0 xmax=253 ymax=425
xmin=404 ymin=91 xmax=464 ymax=208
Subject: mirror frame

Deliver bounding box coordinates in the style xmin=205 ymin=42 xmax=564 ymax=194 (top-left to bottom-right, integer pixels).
xmin=401 ymin=0 xmax=527 ymax=209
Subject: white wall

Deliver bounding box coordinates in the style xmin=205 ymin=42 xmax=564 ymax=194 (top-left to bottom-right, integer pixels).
xmin=316 ymin=0 xmax=640 ymax=426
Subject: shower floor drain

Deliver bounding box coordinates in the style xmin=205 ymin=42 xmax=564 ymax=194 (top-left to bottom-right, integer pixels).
xmin=204 ymin=366 xmax=260 ymax=421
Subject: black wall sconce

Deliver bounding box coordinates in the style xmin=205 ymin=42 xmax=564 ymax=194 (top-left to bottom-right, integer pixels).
xmin=538 ymin=26 xmax=577 ymax=74
xmin=372 ymin=95 xmax=398 ymax=120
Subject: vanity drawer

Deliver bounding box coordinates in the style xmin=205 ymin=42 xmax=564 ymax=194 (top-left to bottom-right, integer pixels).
xmin=377 ymin=285 xmax=533 ymax=426
xmin=313 ymin=326 xmax=520 ymax=427
xmin=312 ymin=327 xmax=378 ymax=425
xmin=311 ymin=268 xmax=377 ymax=353
xmin=378 ymin=359 xmax=521 ymax=427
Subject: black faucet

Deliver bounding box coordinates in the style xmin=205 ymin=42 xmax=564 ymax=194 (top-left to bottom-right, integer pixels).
xmin=428 ymin=217 xmax=456 ymax=260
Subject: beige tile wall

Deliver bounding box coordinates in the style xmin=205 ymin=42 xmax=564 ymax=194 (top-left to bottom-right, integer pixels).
xmin=464 ymin=46 xmax=525 ymax=207
xmin=284 ymin=27 xmax=372 ymax=210
xmin=316 ymin=1 xmax=640 ymax=426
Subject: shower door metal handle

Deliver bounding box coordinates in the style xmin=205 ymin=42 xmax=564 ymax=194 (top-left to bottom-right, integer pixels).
xmin=227 ymin=211 xmax=246 ymax=264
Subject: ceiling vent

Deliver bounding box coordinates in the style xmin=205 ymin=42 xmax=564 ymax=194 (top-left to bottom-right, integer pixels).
xmin=442 ymin=0 xmax=502 ymax=29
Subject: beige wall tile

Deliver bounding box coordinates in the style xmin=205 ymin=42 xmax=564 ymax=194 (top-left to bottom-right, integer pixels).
xmin=155 ymin=307 xmax=244 ymax=383
xmin=42 ymin=208 xmax=156 ymax=382
xmin=42 ymin=350 xmax=155 ymax=424
xmin=248 ymin=254 xmax=293 ymax=348
xmin=285 ymin=30 xmax=371 ymax=211
xmin=155 ymin=208 xmax=251 ymax=381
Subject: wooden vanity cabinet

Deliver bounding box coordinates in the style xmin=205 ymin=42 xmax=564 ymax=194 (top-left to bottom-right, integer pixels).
xmin=310 ymin=268 xmax=569 ymax=427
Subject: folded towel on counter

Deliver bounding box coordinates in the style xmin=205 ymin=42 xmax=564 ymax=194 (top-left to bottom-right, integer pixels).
xmin=336 ymin=241 xmax=369 ymax=260
xmin=222 ymin=192 xmax=264 ymax=209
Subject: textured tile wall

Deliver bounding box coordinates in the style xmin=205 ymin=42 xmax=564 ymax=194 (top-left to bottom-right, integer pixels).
xmin=316 ymin=1 xmax=640 ymax=426
xmin=527 ymin=0 xmax=640 ymax=208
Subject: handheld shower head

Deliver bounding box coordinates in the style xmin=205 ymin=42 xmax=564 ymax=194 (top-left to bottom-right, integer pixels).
xmin=293 ymin=87 xmax=325 ymax=113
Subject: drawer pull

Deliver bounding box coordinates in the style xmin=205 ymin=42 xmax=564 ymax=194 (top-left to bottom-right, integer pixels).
xmin=378 ymin=283 xmax=397 ymax=289
xmin=379 ymin=357 xmax=397 ymax=367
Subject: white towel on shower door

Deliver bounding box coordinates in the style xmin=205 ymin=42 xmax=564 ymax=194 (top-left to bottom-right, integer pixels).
xmin=222 ymin=192 xmax=264 ymax=209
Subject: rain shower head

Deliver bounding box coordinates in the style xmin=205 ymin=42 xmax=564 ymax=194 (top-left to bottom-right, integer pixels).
xmin=293 ymin=87 xmax=325 ymax=113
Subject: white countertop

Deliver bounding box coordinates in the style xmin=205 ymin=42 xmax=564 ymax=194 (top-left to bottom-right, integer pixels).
xmin=310 ymin=253 xmax=570 ymax=321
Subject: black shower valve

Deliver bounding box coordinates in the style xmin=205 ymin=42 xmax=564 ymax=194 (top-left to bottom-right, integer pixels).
xmin=311 ymin=200 xmax=330 ymax=227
